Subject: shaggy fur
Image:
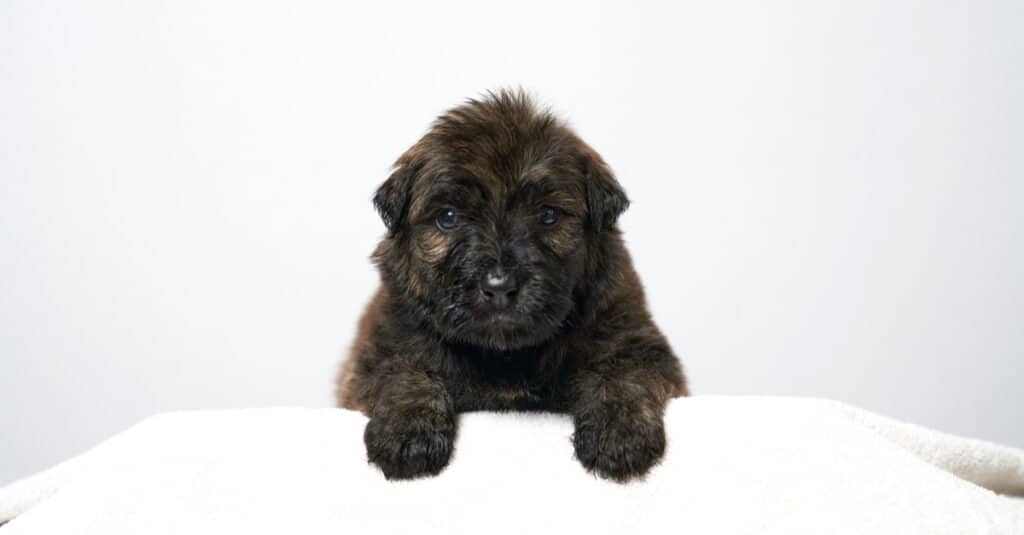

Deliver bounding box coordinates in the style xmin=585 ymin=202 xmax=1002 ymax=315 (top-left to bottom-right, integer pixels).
xmin=337 ymin=90 xmax=687 ymax=482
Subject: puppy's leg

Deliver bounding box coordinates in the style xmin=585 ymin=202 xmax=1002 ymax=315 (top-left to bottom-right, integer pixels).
xmin=363 ymin=369 xmax=455 ymax=480
xmin=569 ymin=333 xmax=685 ymax=482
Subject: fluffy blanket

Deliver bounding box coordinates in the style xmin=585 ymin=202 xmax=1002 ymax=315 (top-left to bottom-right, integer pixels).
xmin=2 ymin=396 xmax=1022 ymax=534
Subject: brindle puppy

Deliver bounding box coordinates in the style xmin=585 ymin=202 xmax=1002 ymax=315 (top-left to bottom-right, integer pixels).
xmin=337 ymin=90 xmax=687 ymax=482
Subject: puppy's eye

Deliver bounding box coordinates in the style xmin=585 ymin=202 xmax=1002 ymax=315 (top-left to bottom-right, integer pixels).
xmin=540 ymin=206 xmax=559 ymax=226
xmin=436 ymin=209 xmax=461 ymax=230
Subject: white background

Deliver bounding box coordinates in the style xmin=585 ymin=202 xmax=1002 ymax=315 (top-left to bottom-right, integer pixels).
xmin=1 ymin=0 xmax=1020 ymax=484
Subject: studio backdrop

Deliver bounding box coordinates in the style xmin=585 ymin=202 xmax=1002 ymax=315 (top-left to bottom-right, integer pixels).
xmin=1 ymin=0 xmax=1020 ymax=484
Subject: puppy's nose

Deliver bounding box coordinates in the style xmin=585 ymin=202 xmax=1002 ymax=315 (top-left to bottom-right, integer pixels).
xmin=480 ymin=268 xmax=518 ymax=307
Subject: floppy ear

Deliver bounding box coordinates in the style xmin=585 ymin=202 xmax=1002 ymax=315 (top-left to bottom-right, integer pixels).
xmin=372 ymin=165 xmax=414 ymax=234
xmin=582 ymin=149 xmax=630 ymax=232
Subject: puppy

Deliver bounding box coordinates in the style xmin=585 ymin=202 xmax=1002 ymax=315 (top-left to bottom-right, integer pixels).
xmin=337 ymin=90 xmax=687 ymax=482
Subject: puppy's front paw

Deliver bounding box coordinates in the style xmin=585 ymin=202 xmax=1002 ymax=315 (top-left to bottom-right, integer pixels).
xmin=572 ymin=405 xmax=666 ymax=482
xmin=363 ymin=413 xmax=454 ymax=480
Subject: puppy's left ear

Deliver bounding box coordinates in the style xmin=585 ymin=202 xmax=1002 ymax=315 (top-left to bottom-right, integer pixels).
xmin=582 ymin=147 xmax=630 ymax=232
xmin=373 ymin=165 xmax=414 ymax=234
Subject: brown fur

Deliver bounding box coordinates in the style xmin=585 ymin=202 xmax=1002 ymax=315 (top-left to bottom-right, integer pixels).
xmin=337 ymin=90 xmax=687 ymax=482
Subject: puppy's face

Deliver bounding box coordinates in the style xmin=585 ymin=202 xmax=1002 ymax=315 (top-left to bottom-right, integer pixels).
xmin=372 ymin=92 xmax=628 ymax=350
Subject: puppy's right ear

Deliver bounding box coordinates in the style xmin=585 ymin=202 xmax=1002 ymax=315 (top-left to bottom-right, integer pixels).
xmin=373 ymin=165 xmax=414 ymax=234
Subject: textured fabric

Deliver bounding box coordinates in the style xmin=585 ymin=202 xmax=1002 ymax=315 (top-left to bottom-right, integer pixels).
xmin=2 ymin=396 xmax=1022 ymax=534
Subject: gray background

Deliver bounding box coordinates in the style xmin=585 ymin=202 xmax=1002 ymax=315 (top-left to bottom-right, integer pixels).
xmin=1 ymin=0 xmax=1020 ymax=485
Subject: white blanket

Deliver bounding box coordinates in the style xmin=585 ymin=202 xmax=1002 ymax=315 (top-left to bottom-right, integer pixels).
xmin=2 ymin=396 xmax=1022 ymax=534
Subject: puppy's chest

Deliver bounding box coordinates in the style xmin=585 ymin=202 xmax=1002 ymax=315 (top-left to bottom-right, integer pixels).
xmin=455 ymin=382 xmax=552 ymax=412
xmin=448 ymin=348 xmax=562 ymax=412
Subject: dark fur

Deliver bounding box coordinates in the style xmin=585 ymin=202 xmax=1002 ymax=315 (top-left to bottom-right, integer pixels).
xmin=337 ymin=90 xmax=687 ymax=482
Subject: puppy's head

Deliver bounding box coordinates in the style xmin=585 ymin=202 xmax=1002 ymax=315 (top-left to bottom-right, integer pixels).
xmin=372 ymin=90 xmax=628 ymax=350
